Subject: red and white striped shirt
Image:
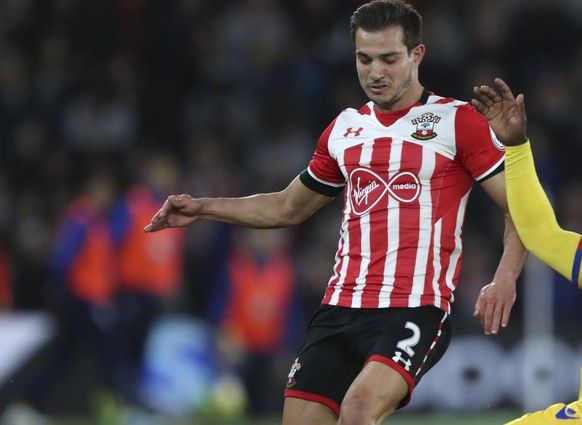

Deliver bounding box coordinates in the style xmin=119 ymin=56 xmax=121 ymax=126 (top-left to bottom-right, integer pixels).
xmin=301 ymin=91 xmax=505 ymax=313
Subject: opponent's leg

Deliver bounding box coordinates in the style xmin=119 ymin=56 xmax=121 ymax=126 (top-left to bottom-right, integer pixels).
xmin=505 ymin=368 xmax=582 ymax=424
xmin=338 ymin=360 xmax=408 ymax=425
xmin=282 ymin=397 xmax=337 ymax=425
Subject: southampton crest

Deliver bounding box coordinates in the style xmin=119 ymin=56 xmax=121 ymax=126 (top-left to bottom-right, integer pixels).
xmin=411 ymin=112 xmax=441 ymax=140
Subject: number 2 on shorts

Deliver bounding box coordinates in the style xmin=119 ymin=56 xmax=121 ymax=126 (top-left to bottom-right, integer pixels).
xmin=396 ymin=321 xmax=421 ymax=357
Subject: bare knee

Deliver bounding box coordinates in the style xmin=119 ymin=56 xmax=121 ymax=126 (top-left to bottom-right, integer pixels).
xmin=337 ymin=362 xmax=408 ymax=425
xmin=338 ymin=390 xmax=397 ymax=425
xmin=338 ymin=394 xmax=374 ymax=425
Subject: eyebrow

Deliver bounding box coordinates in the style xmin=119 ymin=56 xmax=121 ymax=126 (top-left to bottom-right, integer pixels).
xmin=355 ymin=50 xmax=404 ymax=59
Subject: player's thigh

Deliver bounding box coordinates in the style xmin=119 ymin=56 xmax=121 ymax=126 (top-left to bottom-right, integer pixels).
xmin=340 ymin=360 xmax=408 ymax=423
xmin=282 ymin=397 xmax=337 ymax=425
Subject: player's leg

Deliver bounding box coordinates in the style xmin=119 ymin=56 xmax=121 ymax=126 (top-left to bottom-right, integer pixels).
xmin=282 ymin=397 xmax=337 ymax=425
xmin=338 ymin=360 xmax=408 ymax=424
xmin=281 ymin=305 xmax=363 ymax=425
xmin=336 ymin=306 xmax=452 ymax=425
xmin=505 ymin=368 xmax=582 ymax=424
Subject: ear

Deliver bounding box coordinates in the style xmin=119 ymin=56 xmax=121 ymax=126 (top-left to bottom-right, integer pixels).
xmin=411 ymin=44 xmax=425 ymax=66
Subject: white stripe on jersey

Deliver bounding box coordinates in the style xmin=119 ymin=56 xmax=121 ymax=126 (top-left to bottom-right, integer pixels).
xmin=329 ymin=154 xmax=350 ymax=306
xmin=445 ymin=191 xmax=470 ymax=299
xmin=352 ymin=212 xmax=369 ymax=308
xmin=408 ymin=148 xmax=436 ymax=307
xmin=431 ymin=218 xmax=443 ymax=308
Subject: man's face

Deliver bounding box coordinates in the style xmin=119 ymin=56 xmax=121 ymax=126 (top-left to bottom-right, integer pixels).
xmin=355 ymin=25 xmax=423 ymax=112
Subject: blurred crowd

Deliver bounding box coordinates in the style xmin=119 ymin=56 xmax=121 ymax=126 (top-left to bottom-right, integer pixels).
xmin=0 ymin=0 xmax=582 ymax=422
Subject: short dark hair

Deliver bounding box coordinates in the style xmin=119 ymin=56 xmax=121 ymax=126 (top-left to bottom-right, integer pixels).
xmin=350 ymin=0 xmax=423 ymax=52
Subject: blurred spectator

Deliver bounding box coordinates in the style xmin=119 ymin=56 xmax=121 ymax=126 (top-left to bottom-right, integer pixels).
xmin=110 ymin=152 xmax=186 ymax=408
xmin=26 ymin=168 xmax=125 ymax=416
xmin=207 ymin=227 xmax=300 ymax=417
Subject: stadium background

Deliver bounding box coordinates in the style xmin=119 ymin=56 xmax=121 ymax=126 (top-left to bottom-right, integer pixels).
xmin=0 ymin=0 xmax=581 ymax=424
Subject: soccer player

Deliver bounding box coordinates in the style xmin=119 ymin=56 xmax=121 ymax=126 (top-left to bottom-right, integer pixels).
xmin=145 ymin=1 xmax=527 ymax=423
xmin=471 ymin=77 xmax=582 ymax=424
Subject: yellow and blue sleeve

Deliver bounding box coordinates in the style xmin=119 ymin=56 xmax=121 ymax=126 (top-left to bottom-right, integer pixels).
xmin=505 ymin=141 xmax=582 ymax=289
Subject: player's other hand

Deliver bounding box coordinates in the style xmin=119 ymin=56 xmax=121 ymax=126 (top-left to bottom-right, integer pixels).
xmin=473 ymin=280 xmax=516 ymax=335
xmin=471 ymin=78 xmax=528 ymax=147
xmin=144 ymin=194 xmax=201 ymax=232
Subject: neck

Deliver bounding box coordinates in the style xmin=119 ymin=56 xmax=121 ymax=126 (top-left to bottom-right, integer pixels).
xmin=376 ymin=81 xmax=425 ymax=113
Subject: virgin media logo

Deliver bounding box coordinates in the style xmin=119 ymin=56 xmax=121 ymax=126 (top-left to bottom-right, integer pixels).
xmin=348 ymin=168 xmax=421 ymax=216
xmin=388 ymin=171 xmax=421 ymax=203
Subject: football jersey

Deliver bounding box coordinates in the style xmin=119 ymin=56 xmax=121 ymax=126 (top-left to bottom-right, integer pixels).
xmin=300 ymin=90 xmax=505 ymax=312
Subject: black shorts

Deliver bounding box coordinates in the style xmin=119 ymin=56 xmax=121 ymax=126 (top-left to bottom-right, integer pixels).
xmin=284 ymin=304 xmax=452 ymax=415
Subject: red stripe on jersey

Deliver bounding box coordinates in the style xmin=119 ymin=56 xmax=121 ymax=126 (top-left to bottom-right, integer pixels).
xmin=391 ymin=141 xmax=422 ymax=306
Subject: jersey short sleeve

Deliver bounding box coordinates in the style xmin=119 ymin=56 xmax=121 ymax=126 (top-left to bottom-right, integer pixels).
xmin=302 ymin=119 xmax=345 ymax=197
xmin=454 ymin=104 xmax=505 ymax=182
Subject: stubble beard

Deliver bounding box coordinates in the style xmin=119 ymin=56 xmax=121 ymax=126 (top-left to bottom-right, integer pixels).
xmin=370 ymin=70 xmax=413 ymax=112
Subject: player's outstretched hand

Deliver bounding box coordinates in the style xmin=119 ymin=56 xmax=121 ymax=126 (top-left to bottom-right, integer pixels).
xmin=471 ymin=78 xmax=528 ymax=147
xmin=473 ymin=280 xmax=516 ymax=335
xmin=144 ymin=194 xmax=202 ymax=232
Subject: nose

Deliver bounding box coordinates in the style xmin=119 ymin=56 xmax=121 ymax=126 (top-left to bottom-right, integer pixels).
xmin=369 ymin=60 xmax=384 ymax=81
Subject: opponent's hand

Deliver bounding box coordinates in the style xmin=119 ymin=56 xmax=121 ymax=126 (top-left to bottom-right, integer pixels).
xmin=473 ymin=280 xmax=516 ymax=335
xmin=144 ymin=194 xmax=202 ymax=232
xmin=471 ymin=78 xmax=528 ymax=146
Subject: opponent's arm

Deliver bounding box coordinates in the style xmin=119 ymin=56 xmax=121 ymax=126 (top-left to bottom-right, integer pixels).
xmin=505 ymin=142 xmax=582 ymax=287
xmin=144 ymin=175 xmax=335 ymax=232
xmin=472 ymin=78 xmax=582 ymax=289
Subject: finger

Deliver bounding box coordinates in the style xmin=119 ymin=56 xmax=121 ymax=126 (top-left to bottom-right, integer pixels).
xmin=144 ymin=221 xmax=166 ymax=233
xmin=488 ymin=302 xmax=503 ymax=335
xmin=515 ymin=93 xmax=526 ymax=113
xmin=145 ymin=212 xmax=171 ymax=231
xmin=473 ymin=294 xmax=483 ymax=317
xmin=474 ymin=84 xmax=499 ymax=100
xmin=471 ymin=98 xmax=487 ymax=114
xmin=482 ymin=298 xmax=495 ymax=335
xmin=146 ymin=207 xmax=169 ymax=230
xmin=473 ymin=86 xmax=500 ymax=110
xmin=501 ymin=302 xmax=512 ymax=328
xmin=494 ymin=77 xmax=516 ymax=102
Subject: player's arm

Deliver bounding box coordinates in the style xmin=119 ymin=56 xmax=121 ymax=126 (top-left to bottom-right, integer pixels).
xmin=472 ymin=78 xmax=582 ymax=289
xmin=144 ymin=175 xmax=336 ymax=232
xmin=475 ymin=171 xmax=527 ymax=335
xmin=505 ymin=142 xmax=582 ymax=287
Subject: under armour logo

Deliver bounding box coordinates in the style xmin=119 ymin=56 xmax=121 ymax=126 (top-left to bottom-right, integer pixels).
xmin=392 ymin=350 xmax=412 ymax=371
xmin=343 ymin=127 xmax=364 ymax=137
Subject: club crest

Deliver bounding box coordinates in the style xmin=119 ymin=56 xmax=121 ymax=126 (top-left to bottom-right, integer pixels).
xmin=411 ymin=112 xmax=441 ymax=140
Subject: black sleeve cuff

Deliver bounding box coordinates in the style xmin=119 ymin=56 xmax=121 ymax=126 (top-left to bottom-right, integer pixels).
xmin=299 ymin=169 xmax=344 ymax=197
xmin=478 ymin=161 xmax=504 ymax=183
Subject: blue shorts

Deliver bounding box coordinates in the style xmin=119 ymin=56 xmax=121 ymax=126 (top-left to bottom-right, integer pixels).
xmin=284 ymin=304 xmax=452 ymax=415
